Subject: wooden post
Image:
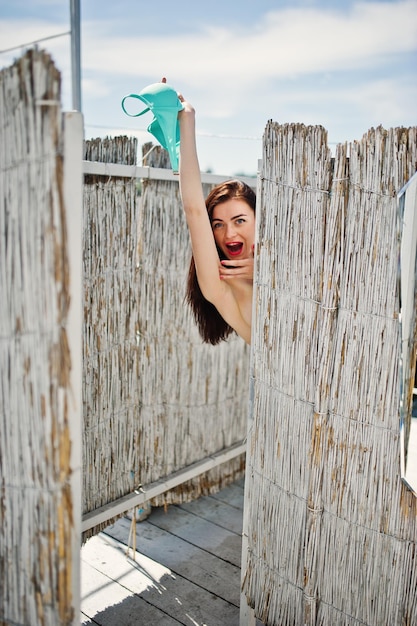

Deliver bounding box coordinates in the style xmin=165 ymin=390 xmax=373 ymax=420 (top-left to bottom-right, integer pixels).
xmin=240 ymin=512 xmax=256 ymax=626
xmin=63 ymin=110 xmax=84 ymax=623
xmin=240 ymin=165 xmax=261 ymax=626
xmin=240 ymin=380 xmax=256 ymax=626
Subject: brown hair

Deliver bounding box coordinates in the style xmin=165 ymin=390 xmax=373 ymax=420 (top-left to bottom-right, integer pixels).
xmin=186 ymin=179 xmax=256 ymax=345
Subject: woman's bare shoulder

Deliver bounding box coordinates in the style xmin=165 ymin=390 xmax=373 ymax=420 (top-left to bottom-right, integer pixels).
xmin=214 ymin=282 xmax=252 ymax=344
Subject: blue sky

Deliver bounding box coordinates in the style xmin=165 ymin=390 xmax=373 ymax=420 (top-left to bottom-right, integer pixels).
xmin=1 ymin=0 xmax=416 ymax=175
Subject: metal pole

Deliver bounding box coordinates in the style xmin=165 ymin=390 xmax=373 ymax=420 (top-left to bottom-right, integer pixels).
xmin=70 ymin=0 xmax=81 ymax=111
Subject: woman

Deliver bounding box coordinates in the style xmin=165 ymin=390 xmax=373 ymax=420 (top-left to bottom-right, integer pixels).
xmin=176 ymin=86 xmax=256 ymax=345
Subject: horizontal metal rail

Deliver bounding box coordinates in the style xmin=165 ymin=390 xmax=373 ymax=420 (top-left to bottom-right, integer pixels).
xmin=81 ymin=440 xmax=246 ymax=533
xmin=82 ymin=160 xmax=257 ymax=188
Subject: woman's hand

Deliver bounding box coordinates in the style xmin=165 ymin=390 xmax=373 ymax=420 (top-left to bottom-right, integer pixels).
xmin=219 ymin=246 xmax=254 ymax=281
xmin=161 ymin=76 xmax=194 ymax=115
xmin=177 ymin=93 xmax=195 ymax=117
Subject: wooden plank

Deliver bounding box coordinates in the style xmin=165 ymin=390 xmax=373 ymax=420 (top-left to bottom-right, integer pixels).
xmin=104 ymin=516 xmax=241 ymax=605
xmin=63 ymin=110 xmax=84 ymax=626
xmin=209 ymin=479 xmax=245 ymax=510
xmin=82 ymin=533 xmax=240 ymax=626
xmin=149 ymin=505 xmax=242 ymax=567
xmin=81 ymin=558 xmax=182 ymax=625
xmin=178 ymin=493 xmax=244 ymax=534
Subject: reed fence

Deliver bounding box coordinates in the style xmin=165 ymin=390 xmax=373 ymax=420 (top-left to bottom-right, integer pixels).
xmin=81 ymin=138 xmax=250 ymax=539
xmin=0 ymin=50 xmax=82 ymax=625
xmin=3 ymin=47 xmax=416 ymax=626
xmin=242 ymin=122 xmax=417 ymax=625
xmin=1 ymin=47 xmax=250 ymax=623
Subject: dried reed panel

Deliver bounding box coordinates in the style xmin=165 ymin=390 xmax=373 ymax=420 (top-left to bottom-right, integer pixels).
xmin=243 ymin=123 xmax=417 ymax=625
xmin=1 ymin=50 xmax=76 ymax=624
xmin=82 ymin=141 xmax=249 ymax=538
xmin=82 ymin=138 xmax=141 ymax=537
xmin=137 ymin=155 xmax=248 ymax=505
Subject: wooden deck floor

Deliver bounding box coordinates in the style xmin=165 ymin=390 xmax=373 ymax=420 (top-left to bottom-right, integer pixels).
xmin=81 ymin=478 xmax=261 ymax=626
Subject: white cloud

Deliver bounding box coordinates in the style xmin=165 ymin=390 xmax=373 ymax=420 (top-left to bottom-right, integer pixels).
xmin=0 ymin=19 xmax=69 ymax=54
xmin=68 ymin=0 xmax=417 ymax=127
xmin=82 ymin=76 xmax=110 ymax=99
xmin=80 ymin=0 xmax=417 ymax=83
xmin=1 ymin=1 xmax=415 ymax=174
xmin=2 ymin=2 xmax=416 ymax=108
xmin=346 ymin=76 xmax=417 ymax=122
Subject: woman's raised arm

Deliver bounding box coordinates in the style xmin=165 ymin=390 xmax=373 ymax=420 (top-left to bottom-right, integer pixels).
xmin=178 ymin=100 xmax=226 ymax=304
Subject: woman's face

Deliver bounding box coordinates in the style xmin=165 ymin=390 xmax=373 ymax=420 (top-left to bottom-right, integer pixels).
xmin=211 ymin=199 xmax=255 ymax=260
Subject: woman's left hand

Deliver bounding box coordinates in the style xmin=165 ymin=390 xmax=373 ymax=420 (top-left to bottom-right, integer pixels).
xmin=219 ymin=256 xmax=254 ymax=281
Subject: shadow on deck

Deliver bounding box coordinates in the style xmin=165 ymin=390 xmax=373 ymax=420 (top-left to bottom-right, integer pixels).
xmin=81 ymin=478 xmax=263 ymax=626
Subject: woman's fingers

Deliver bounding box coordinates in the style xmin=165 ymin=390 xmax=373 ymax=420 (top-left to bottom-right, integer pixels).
xmin=219 ymin=258 xmax=254 ymax=280
xmin=160 ymin=76 xmax=185 ymax=104
xmin=220 ymin=259 xmax=250 ymax=268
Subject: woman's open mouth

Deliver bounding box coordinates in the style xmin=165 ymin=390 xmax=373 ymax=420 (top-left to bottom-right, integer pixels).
xmin=226 ymin=242 xmax=244 ymax=257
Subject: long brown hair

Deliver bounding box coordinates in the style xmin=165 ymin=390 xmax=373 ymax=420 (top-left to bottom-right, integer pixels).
xmin=186 ymin=179 xmax=256 ymax=345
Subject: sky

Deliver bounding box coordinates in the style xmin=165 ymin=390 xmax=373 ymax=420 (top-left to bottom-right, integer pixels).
xmin=1 ymin=0 xmax=416 ymax=175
